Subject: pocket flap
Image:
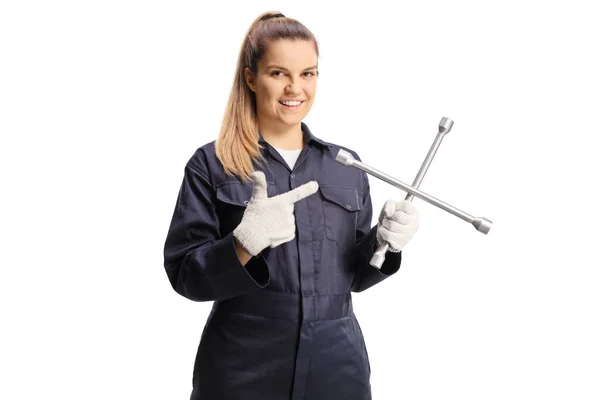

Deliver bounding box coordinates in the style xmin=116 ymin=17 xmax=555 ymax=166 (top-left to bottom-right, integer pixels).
xmin=319 ymin=185 xmax=362 ymax=211
xmin=216 ymin=181 xmax=276 ymax=206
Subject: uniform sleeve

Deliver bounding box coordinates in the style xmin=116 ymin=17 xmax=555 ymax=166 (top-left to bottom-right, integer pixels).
xmin=350 ymin=160 xmax=402 ymax=293
xmin=163 ymin=155 xmax=270 ymax=302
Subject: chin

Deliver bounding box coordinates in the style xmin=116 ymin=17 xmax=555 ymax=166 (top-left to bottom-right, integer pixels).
xmin=279 ymin=117 xmax=304 ymax=126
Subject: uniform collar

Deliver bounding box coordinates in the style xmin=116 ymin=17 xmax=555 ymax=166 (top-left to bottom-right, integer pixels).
xmin=258 ymin=122 xmax=332 ymax=150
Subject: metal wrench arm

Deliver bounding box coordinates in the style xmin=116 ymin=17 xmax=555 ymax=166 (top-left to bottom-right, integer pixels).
xmin=372 ymin=117 xmax=454 ymax=267
xmin=336 ymin=149 xmax=493 ymax=233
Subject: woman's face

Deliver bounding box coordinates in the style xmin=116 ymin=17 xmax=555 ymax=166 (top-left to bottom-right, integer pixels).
xmin=245 ymin=39 xmax=318 ymax=129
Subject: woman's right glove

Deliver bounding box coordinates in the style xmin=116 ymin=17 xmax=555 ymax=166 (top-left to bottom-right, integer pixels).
xmin=233 ymin=171 xmax=319 ymax=256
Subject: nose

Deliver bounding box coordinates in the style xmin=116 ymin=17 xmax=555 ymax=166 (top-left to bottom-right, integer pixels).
xmin=285 ymin=82 xmax=302 ymax=95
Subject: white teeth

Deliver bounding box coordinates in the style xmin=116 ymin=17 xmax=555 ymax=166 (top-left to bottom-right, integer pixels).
xmin=280 ymin=100 xmax=302 ymax=106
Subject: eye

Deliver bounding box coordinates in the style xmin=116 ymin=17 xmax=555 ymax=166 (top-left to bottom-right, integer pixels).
xmin=271 ymin=71 xmax=284 ymax=77
xmin=304 ymin=71 xmax=316 ymax=77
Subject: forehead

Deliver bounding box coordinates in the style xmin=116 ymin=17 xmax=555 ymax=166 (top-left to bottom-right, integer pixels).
xmin=259 ymin=39 xmax=317 ymax=70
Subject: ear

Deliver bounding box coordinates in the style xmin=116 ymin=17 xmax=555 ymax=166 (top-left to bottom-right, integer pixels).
xmin=244 ymin=67 xmax=256 ymax=92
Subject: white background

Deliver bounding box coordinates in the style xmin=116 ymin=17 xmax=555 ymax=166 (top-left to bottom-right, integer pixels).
xmin=1 ymin=1 xmax=599 ymax=399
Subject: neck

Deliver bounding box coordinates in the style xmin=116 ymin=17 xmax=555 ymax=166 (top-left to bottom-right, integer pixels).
xmin=259 ymin=121 xmax=304 ymax=150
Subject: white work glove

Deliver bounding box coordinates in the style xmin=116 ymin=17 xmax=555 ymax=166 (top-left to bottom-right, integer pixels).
xmin=233 ymin=171 xmax=319 ymax=256
xmin=376 ymin=200 xmax=419 ymax=252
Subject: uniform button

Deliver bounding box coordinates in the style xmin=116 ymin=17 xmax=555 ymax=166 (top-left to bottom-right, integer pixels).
xmin=290 ymin=174 xmax=295 ymax=178
xmin=346 ymin=205 xmax=351 ymax=209
xmin=244 ymin=200 xmax=249 ymax=205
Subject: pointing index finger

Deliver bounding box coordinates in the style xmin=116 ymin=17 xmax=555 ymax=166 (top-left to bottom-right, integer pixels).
xmin=281 ymin=181 xmax=319 ymax=204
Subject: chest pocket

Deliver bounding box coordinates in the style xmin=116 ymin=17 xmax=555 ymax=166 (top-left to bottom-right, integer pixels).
xmin=320 ymin=185 xmax=362 ymax=251
xmin=215 ymin=181 xmax=277 ymax=235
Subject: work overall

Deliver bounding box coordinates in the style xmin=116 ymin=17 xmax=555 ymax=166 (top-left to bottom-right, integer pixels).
xmin=163 ymin=122 xmax=402 ymax=399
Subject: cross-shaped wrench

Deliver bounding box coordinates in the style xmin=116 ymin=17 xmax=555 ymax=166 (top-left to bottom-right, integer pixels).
xmin=335 ymin=117 xmax=492 ymax=269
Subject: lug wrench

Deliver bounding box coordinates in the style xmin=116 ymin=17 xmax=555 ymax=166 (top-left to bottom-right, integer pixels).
xmin=335 ymin=125 xmax=492 ymax=268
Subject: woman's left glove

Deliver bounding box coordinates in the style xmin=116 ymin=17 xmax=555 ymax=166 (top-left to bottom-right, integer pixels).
xmin=376 ymin=200 xmax=419 ymax=252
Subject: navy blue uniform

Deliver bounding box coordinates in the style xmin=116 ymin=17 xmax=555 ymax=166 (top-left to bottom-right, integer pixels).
xmin=163 ymin=122 xmax=402 ymax=399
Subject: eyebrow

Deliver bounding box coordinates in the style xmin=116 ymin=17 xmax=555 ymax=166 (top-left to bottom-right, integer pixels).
xmin=265 ymin=65 xmax=318 ymax=71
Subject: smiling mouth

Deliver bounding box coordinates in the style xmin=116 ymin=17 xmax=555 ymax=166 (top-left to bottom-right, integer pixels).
xmin=279 ymin=100 xmax=304 ymax=109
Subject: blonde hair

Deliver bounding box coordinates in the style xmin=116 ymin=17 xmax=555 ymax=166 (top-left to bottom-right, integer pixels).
xmin=214 ymin=11 xmax=319 ymax=182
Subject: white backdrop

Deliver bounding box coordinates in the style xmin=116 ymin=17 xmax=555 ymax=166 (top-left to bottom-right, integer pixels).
xmin=1 ymin=1 xmax=599 ymax=399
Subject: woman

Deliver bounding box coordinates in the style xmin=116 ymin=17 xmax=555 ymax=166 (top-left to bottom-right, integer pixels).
xmin=163 ymin=11 xmax=419 ymax=400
